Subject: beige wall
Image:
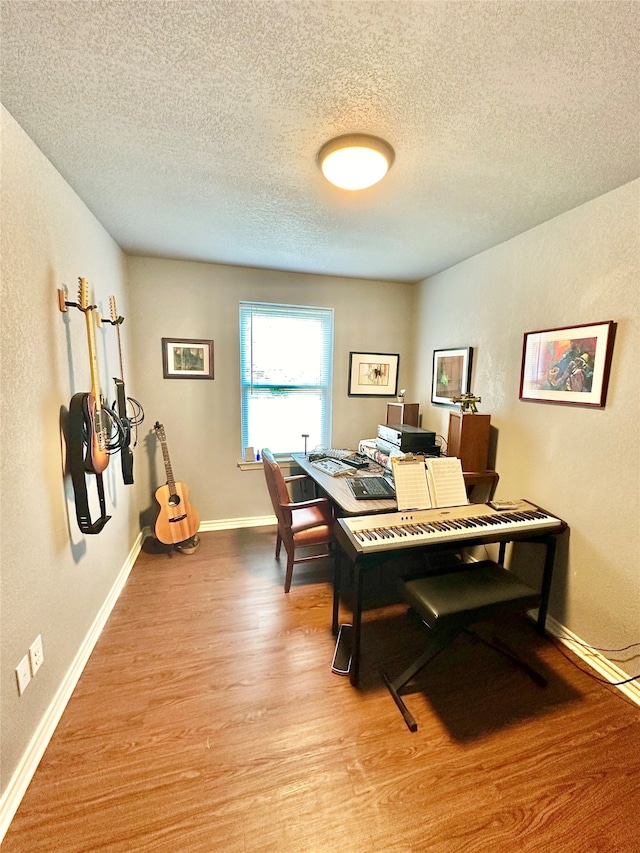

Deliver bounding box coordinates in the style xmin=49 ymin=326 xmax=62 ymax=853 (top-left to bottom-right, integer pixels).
xmin=0 ymin=108 xmax=138 ymax=804
xmin=415 ymin=180 xmax=640 ymax=664
xmin=126 ymin=257 xmax=418 ymax=523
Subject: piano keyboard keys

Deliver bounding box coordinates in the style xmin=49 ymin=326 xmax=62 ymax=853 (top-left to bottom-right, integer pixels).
xmin=339 ymin=503 xmax=563 ymax=555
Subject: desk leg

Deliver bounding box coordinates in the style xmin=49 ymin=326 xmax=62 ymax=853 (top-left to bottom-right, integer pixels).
xmin=332 ymin=545 xmax=342 ymax=636
xmin=349 ymin=564 xmax=364 ymax=687
xmin=537 ymin=535 xmax=556 ymax=635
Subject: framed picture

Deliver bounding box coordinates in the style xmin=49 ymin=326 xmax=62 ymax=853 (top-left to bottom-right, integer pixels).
xmin=162 ymin=338 xmax=214 ymax=379
xmin=519 ymin=321 xmax=616 ymax=407
xmin=431 ymin=347 xmax=473 ymax=405
xmin=348 ymin=352 xmax=399 ymax=397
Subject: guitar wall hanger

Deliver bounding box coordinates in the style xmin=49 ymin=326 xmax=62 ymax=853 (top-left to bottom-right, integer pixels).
xmin=58 ymin=286 xmax=97 ymax=314
xmin=59 ymin=278 xmax=113 ymax=535
xmin=58 ymin=283 xmax=144 ymax=493
xmin=59 ymin=285 xmax=126 ymax=327
xmin=95 ymin=310 xmax=124 ymax=327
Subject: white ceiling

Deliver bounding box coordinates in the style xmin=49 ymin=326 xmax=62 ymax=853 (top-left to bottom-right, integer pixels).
xmin=1 ymin=1 xmax=638 ymax=283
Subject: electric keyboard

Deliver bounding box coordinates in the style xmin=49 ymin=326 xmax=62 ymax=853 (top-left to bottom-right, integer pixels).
xmin=336 ymin=501 xmax=563 ymax=557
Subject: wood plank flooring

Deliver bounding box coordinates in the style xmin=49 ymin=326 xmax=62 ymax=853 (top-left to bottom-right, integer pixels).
xmin=3 ymin=527 xmax=639 ymax=852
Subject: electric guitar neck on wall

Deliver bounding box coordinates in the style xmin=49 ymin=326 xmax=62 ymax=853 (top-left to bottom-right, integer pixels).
xmin=77 ymin=278 xmax=110 ymax=474
xmin=109 ymin=295 xmax=144 ymax=485
xmin=153 ymin=421 xmax=200 ymax=545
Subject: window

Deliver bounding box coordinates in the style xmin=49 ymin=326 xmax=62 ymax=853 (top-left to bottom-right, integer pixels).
xmin=240 ymin=302 xmax=334 ymax=454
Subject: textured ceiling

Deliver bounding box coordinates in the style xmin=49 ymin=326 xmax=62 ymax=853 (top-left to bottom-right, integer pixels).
xmin=1 ymin=0 xmax=638 ymax=282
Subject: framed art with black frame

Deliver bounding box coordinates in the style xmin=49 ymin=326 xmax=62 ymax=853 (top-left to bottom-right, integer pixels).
xmin=431 ymin=347 xmax=473 ymax=405
xmin=162 ymin=338 xmax=214 ymax=379
xmin=519 ymin=321 xmax=616 ymax=407
xmin=348 ymin=352 xmax=399 ymax=397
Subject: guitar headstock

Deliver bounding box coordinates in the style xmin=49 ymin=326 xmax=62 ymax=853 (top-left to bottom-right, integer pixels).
xmin=109 ymin=295 xmax=118 ymax=323
xmin=154 ymin=422 xmax=166 ymax=443
xmin=78 ymin=277 xmax=90 ymax=311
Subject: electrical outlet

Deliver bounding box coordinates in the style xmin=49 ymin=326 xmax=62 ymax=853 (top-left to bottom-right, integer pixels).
xmin=16 ymin=655 xmax=31 ymax=695
xmin=29 ymin=634 xmax=44 ymax=676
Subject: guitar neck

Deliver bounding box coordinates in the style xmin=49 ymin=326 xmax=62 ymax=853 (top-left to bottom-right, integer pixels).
xmin=109 ymin=294 xmax=126 ymax=384
xmin=83 ymin=300 xmax=102 ymax=403
xmin=159 ymin=436 xmax=177 ymax=493
xmin=115 ymin=323 xmax=125 ymax=385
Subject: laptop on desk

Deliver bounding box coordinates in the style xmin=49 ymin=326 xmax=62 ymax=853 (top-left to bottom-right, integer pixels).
xmin=347 ymin=476 xmax=396 ymax=500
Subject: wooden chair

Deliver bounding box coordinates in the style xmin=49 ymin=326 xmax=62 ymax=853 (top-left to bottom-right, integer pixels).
xmin=382 ymin=560 xmax=546 ymax=731
xmin=261 ymin=448 xmax=335 ymax=593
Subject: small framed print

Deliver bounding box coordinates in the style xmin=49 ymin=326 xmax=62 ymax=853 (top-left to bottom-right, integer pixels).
xmin=348 ymin=352 xmax=399 ymax=397
xmin=519 ymin=321 xmax=616 ymax=407
xmin=162 ymin=338 xmax=214 ymax=379
xmin=431 ymin=347 xmax=473 ymax=405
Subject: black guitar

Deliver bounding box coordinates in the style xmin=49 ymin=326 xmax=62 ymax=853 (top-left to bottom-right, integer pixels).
xmin=108 ymin=295 xmax=143 ymax=484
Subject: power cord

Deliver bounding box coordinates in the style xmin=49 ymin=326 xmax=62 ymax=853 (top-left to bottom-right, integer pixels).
xmin=474 ymin=542 xmax=640 ymax=687
xmin=548 ymin=635 xmax=640 ymax=686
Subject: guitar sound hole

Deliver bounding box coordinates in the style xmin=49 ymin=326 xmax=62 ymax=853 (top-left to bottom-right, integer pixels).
xmin=168 ymin=494 xmax=181 ymax=507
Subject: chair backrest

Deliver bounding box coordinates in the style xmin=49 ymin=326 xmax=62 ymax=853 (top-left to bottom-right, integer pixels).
xmin=261 ymin=448 xmax=291 ymax=526
xmin=463 ymin=471 xmax=499 ymax=504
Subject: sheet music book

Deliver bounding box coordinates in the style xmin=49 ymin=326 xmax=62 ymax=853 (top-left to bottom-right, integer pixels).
xmin=425 ymin=457 xmax=469 ymax=508
xmin=391 ymin=454 xmax=468 ymax=511
xmin=391 ymin=455 xmax=432 ymax=510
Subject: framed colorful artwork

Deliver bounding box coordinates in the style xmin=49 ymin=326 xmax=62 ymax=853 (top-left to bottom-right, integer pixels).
xmin=431 ymin=347 xmax=473 ymax=405
xmin=519 ymin=321 xmax=616 ymax=407
xmin=348 ymin=352 xmax=399 ymax=397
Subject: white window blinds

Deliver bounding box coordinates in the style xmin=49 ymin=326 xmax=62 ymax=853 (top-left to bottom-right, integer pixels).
xmin=239 ymin=302 xmax=334 ymax=455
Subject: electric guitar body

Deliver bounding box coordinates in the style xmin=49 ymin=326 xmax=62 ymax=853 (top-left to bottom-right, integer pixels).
xmin=153 ymin=422 xmax=200 ymax=545
xmin=81 ymin=390 xmax=110 ymax=474
xmin=114 ymin=378 xmax=134 ymax=484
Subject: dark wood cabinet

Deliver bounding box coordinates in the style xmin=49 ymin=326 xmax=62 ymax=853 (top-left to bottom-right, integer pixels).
xmin=386 ymin=402 xmax=419 ymax=427
xmin=447 ymin=412 xmax=491 ymax=471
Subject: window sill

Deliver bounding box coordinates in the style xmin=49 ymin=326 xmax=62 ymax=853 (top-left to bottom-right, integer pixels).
xmin=237 ymin=455 xmax=296 ymax=473
xmin=237 ymin=460 xmax=263 ymax=471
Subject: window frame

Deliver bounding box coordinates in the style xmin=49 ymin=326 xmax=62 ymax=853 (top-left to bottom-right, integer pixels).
xmin=239 ymin=301 xmax=334 ymax=455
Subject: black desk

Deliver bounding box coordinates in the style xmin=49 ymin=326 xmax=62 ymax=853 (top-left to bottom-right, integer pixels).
xmin=332 ymin=502 xmax=566 ymax=686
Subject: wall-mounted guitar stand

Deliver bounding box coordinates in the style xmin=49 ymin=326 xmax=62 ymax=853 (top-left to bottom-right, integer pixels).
xmin=58 ymin=282 xmax=112 ymax=534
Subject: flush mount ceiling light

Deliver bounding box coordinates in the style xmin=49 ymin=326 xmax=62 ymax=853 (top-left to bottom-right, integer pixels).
xmin=317 ymin=134 xmax=395 ymax=190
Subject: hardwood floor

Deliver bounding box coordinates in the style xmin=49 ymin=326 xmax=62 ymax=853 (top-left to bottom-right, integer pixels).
xmin=4 ymin=528 xmax=639 ymax=852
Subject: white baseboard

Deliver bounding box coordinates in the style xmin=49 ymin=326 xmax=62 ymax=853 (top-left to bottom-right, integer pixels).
xmin=531 ymin=610 xmax=640 ymax=707
xmin=0 ymin=529 xmax=145 ymax=843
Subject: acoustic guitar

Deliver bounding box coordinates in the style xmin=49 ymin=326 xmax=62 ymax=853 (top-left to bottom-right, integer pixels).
xmin=108 ymin=295 xmax=144 ymax=485
xmin=153 ymin=421 xmax=200 ymax=545
xmin=76 ymin=278 xmax=110 ymax=474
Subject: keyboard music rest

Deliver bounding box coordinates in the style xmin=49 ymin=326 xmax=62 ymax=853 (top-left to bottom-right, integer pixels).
xmin=332 ymin=500 xmax=567 ymax=687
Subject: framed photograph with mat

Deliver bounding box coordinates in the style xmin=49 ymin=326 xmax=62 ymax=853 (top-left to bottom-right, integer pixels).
xmin=348 ymin=352 xmax=399 ymax=397
xmin=162 ymin=338 xmax=214 ymax=379
xmin=519 ymin=321 xmax=616 ymax=407
xmin=431 ymin=347 xmax=473 ymax=405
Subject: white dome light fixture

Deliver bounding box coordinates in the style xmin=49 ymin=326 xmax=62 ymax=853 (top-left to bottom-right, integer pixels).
xmin=317 ymin=134 xmax=395 ymax=190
